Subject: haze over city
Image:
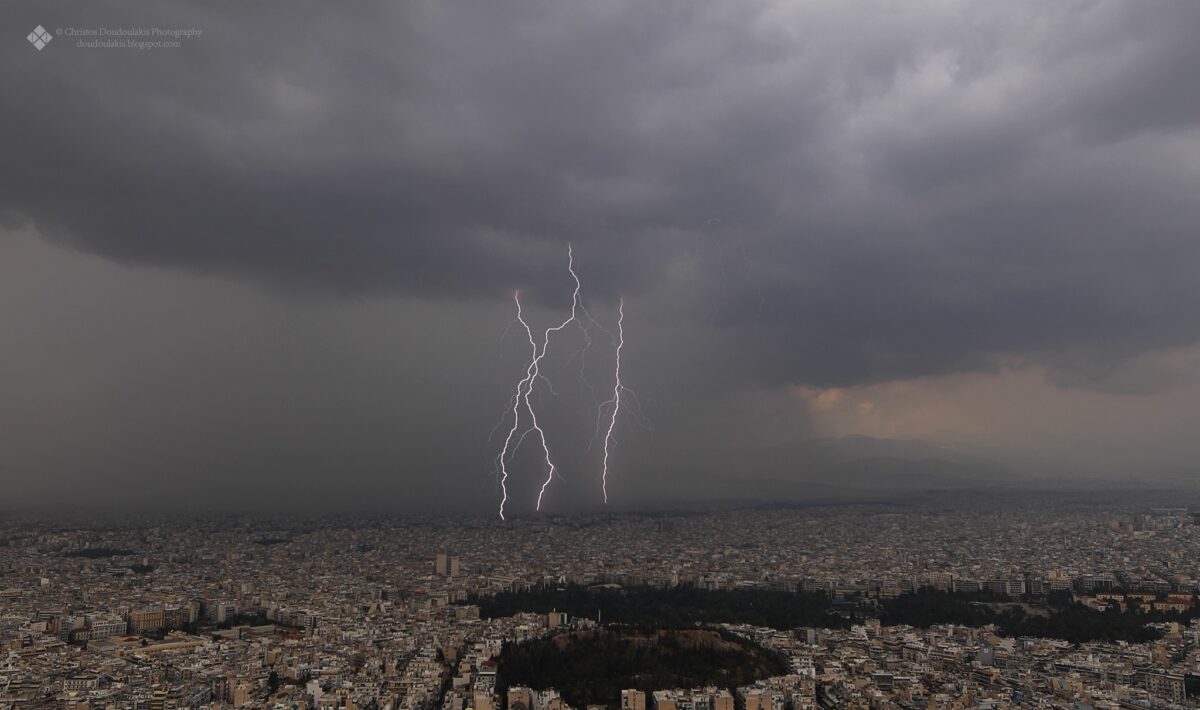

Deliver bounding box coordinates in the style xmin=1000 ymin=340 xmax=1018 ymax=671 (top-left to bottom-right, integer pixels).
xmin=4 ymin=2 xmax=1200 ymax=515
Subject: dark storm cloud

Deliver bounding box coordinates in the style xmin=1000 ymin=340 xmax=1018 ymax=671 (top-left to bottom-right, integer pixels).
xmin=4 ymin=0 xmax=1200 ymax=395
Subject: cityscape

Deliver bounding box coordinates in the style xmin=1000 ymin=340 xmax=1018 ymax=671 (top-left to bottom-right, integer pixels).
xmin=6 ymin=0 xmax=1200 ymax=709
xmin=4 ymin=495 xmax=1200 ymax=708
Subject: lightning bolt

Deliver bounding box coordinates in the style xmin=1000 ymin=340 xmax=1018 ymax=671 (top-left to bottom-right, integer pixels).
xmin=600 ymin=299 xmax=624 ymax=504
xmin=496 ymin=245 xmax=584 ymax=519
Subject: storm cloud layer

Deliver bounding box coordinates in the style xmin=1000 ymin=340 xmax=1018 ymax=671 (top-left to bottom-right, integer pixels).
xmin=3 ymin=1 xmax=1200 ymax=510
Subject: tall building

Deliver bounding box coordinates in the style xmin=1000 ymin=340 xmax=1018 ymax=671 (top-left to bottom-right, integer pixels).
xmin=436 ymin=552 xmax=460 ymax=577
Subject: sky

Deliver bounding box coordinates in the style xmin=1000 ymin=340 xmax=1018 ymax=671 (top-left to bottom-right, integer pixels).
xmin=3 ymin=1 xmax=1200 ymax=513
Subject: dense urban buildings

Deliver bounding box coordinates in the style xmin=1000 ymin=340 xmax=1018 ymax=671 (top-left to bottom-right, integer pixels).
xmin=3 ymin=498 xmax=1200 ymax=708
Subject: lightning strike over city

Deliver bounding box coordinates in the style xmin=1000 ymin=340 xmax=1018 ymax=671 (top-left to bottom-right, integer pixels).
xmin=493 ymin=246 xmax=628 ymax=519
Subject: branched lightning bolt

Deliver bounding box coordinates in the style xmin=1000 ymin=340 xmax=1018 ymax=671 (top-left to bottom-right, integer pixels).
xmin=599 ymin=299 xmax=624 ymax=504
xmin=495 ymin=245 xmax=584 ymax=519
